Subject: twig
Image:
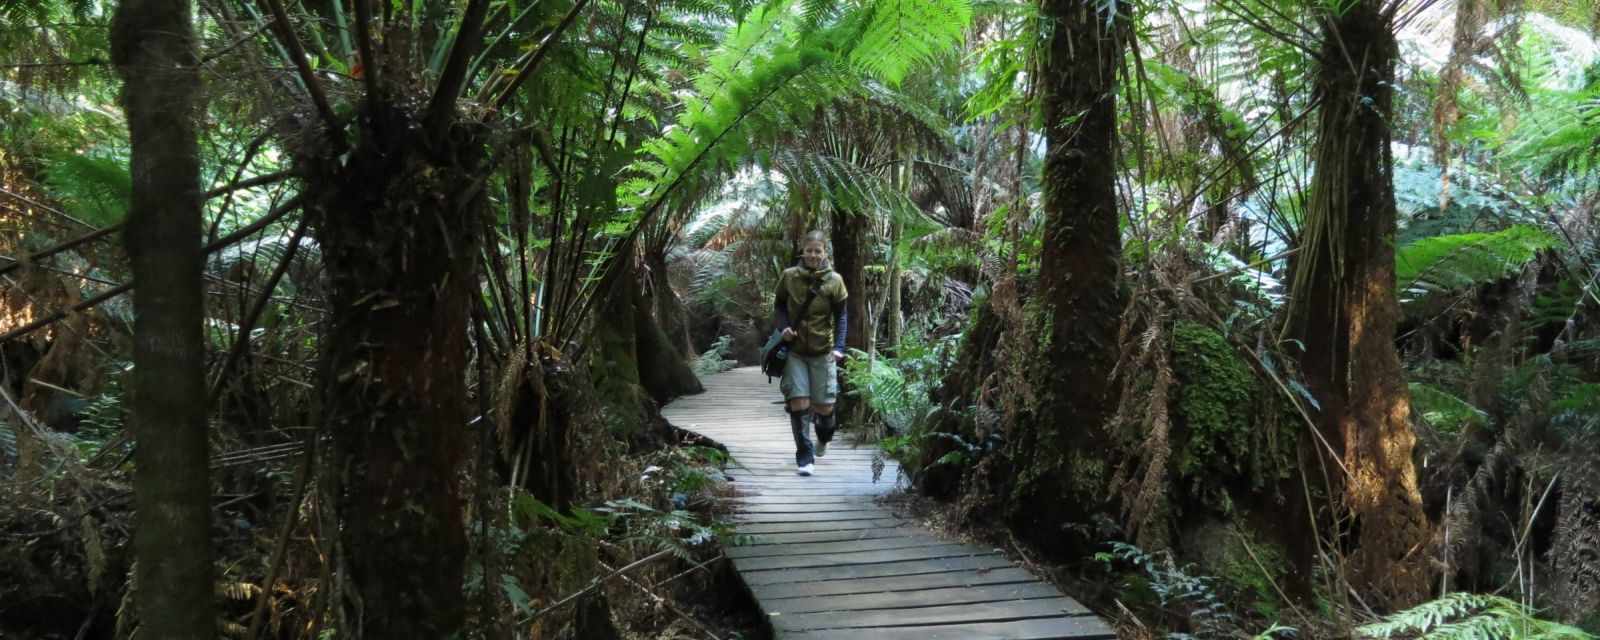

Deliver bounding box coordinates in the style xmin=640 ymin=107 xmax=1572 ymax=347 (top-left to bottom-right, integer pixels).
xmin=0 ymin=222 xmax=123 ymax=278
xmin=652 ymin=553 xmax=724 ymax=589
xmin=1235 ymin=529 xmax=1312 ymax=624
xmin=521 ymin=548 xmax=675 ymax=623
xmin=0 ymin=196 xmax=301 ymax=343
xmin=424 ymin=0 xmax=490 ymax=139
xmin=600 ymin=558 xmax=722 ymax=640
xmin=255 ymin=0 xmax=342 ymax=133
xmin=204 ymin=169 xmax=293 ymax=200
xmin=207 ymin=215 xmax=311 ymax=407
xmin=0 ymin=60 xmax=108 ymax=68
xmin=0 ymin=187 xmax=95 ymax=229
xmin=245 ymin=434 xmax=317 ymax=640
xmin=489 ymin=0 xmax=592 ymax=113
xmin=0 ymin=255 xmax=119 ymax=285
xmin=200 ymin=20 xmax=273 ymax=64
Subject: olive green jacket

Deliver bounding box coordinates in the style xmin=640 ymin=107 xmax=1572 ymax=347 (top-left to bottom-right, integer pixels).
xmin=776 ymin=264 xmax=848 ymax=356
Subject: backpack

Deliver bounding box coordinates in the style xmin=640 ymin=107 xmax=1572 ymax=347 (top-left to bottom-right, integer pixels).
xmin=760 ymin=281 xmax=823 ymax=382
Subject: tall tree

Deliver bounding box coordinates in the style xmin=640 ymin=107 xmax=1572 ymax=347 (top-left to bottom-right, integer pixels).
xmin=1288 ymin=0 xmax=1430 ymax=607
xmin=110 ymin=0 xmax=215 ymax=636
xmin=1001 ymin=0 xmax=1127 ymax=550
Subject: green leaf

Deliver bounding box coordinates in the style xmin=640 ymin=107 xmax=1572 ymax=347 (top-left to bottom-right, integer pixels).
xmin=1396 ymin=225 xmax=1559 ymax=303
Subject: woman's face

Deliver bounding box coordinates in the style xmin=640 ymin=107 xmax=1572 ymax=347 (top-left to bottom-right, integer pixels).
xmin=802 ymin=240 xmax=827 ymax=269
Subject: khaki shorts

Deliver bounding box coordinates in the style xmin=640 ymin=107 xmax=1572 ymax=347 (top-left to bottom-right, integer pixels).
xmin=780 ymin=351 xmax=838 ymax=404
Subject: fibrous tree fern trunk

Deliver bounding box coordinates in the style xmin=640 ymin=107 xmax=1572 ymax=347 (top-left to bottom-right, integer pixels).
xmin=999 ymin=0 xmax=1126 ymax=554
xmin=303 ymin=103 xmax=487 ymax=638
xmin=111 ymin=0 xmax=216 ymax=635
xmin=1288 ymin=0 xmax=1430 ymax=608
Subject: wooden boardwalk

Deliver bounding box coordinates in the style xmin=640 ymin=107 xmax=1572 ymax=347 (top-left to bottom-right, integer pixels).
xmin=663 ymin=367 xmax=1114 ymax=639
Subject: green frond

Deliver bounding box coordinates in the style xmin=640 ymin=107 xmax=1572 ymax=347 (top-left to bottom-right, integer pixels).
xmin=43 ymin=151 xmax=131 ymax=226
xmin=850 ymin=0 xmax=971 ymax=85
xmin=1395 ymin=225 xmax=1559 ymax=303
xmin=1356 ymin=592 xmax=1594 ymax=640
xmin=1409 ymin=383 xmax=1488 ymax=433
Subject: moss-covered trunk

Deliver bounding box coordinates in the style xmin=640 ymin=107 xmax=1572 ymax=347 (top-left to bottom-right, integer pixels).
xmin=304 ymin=111 xmax=485 ymax=637
xmin=111 ymin=0 xmax=216 ymax=635
xmin=590 ymin=263 xmax=655 ymax=442
xmin=646 ymin=249 xmax=695 ymax=358
xmin=1288 ymin=0 xmax=1430 ymax=607
xmin=995 ymin=0 xmax=1127 ymax=556
xmin=636 ymin=286 xmax=704 ymax=403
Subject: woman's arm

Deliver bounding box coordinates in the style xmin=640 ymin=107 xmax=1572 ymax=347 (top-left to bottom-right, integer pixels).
xmin=833 ymin=305 xmax=847 ymax=352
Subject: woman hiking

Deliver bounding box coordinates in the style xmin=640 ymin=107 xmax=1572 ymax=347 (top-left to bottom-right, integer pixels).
xmin=773 ymin=230 xmax=848 ymax=476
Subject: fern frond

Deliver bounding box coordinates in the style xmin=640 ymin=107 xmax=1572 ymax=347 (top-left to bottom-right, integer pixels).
xmin=1395 ymin=225 xmax=1558 ymax=302
xmin=850 ymin=0 xmax=972 ymax=85
xmin=43 ymin=151 xmax=131 ymax=226
xmin=1356 ymin=592 xmax=1593 ymax=640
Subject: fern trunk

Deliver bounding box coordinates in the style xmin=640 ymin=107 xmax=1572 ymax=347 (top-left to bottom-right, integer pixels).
xmin=303 ymin=107 xmax=486 ymax=636
xmin=995 ymin=0 xmax=1127 ymax=555
xmin=646 ymin=249 xmax=695 ymax=358
xmin=1288 ymin=0 xmax=1430 ymax=608
xmin=111 ymin=1 xmax=217 ymax=636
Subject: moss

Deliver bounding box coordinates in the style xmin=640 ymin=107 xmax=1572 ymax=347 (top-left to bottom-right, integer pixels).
xmin=1190 ymin=518 xmax=1290 ymax=621
xmin=1170 ymin=322 xmax=1256 ymax=476
xmin=1168 ymin=322 xmax=1298 ymax=506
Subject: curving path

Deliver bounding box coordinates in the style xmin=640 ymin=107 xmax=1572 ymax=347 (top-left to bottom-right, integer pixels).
xmin=663 ymin=366 xmax=1114 ymax=639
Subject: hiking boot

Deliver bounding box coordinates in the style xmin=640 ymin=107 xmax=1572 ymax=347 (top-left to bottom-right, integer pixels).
xmin=815 ymin=440 xmax=828 ymax=458
xmin=796 ymin=464 xmax=814 ymax=477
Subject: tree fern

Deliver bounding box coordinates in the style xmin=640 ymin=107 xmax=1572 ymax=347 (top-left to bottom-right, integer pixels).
xmin=1409 ymin=382 xmax=1488 ymax=433
xmin=44 ymin=151 xmax=131 ymax=226
xmin=1396 ymin=225 xmax=1558 ymax=302
xmin=1357 ymin=592 xmax=1594 ymax=640
xmin=850 ymin=0 xmax=972 ymax=85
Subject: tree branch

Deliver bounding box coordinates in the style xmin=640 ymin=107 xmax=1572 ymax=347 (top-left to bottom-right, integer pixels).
xmin=0 ymin=195 xmax=302 ymax=343
xmin=424 ymin=0 xmax=491 ymax=140
xmin=0 ymin=223 xmax=123 ymax=279
xmin=488 ymin=0 xmax=591 ymax=114
xmin=204 ymin=169 xmax=293 ymax=199
xmin=255 ymin=0 xmax=342 ymax=134
xmin=353 ymin=0 xmax=382 ymax=124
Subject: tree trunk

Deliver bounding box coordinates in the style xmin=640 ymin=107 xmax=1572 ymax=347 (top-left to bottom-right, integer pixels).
xmin=1288 ymin=0 xmax=1430 ymax=608
xmin=1000 ymin=0 xmax=1126 ymax=553
xmin=590 ymin=262 xmax=654 ymax=443
xmin=646 ymin=249 xmax=695 ymax=357
xmin=831 ymin=210 xmax=870 ymax=353
xmin=831 ymin=208 xmax=870 ymax=429
xmin=636 ymin=287 xmax=704 ymax=403
xmin=111 ymin=1 xmax=216 ymax=636
xmin=304 ymin=114 xmax=485 ymax=637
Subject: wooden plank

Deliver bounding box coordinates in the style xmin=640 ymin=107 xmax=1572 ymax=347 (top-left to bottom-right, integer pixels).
xmin=725 ymin=494 xmax=884 ymax=506
xmin=727 ymin=534 xmax=949 ymax=558
xmin=662 ymin=367 xmax=1111 ymax=639
xmin=764 ymin=582 xmax=1063 ymax=614
xmin=739 ymin=554 xmax=1012 ymax=586
xmin=750 ymin=567 xmax=1037 ymax=599
xmin=778 ymin=616 xmax=1116 ymax=640
xmin=735 ymin=518 xmax=906 ymax=535
xmin=733 ymin=509 xmax=896 ymax=523
xmin=734 ymin=543 xmax=985 ymax=571
xmin=735 ymin=526 xmax=925 ymax=546
xmin=773 ymin=597 xmax=1087 ymax=632
xmin=735 ymin=500 xmax=880 ymax=513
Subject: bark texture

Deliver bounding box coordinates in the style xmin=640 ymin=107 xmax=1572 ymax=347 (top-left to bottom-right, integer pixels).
xmin=998 ymin=0 xmax=1127 ymax=553
xmin=1289 ymin=0 xmax=1430 ymax=607
xmin=111 ymin=1 xmax=216 ymax=636
xmin=304 ymin=109 xmax=486 ymax=636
